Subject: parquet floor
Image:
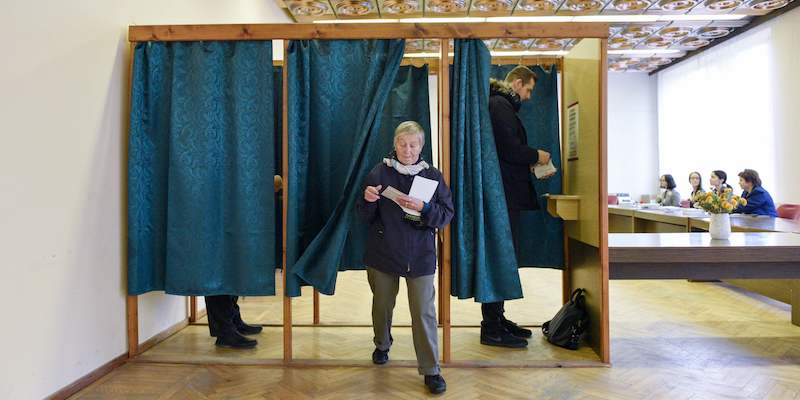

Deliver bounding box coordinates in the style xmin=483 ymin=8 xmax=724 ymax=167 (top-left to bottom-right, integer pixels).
xmin=73 ymin=270 xmax=800 ymax=399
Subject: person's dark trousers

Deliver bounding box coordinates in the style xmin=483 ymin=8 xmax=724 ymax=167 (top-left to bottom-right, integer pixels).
xmin=206 ymin=295 xmax=238 ymax=337
xmin=481 ymin=208 xmax=521 ymax=323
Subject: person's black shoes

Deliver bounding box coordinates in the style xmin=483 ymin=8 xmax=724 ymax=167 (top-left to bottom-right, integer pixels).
xmin=424 ymin=375 xmax=447 ymax=394
xmin=372 ymin=348 xmax=389 ymax=365
xmin=236 ymin=322 xmax=263 ymax=336
xmin=480 ymin=321 xmax=528 ymax=348
xmin=502 ymin=318 xmax=533 ymax=338
xmin=215 ymin=332 xmax=257 ymax=349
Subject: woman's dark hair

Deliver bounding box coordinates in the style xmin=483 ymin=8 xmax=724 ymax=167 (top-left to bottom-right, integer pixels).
xmin=689 ymin=171 xmax=703 ymax=191
xmin=662 ymin=174 xmax=677 ymax=190
xmin=712 ymin=170 xmax=727 ymax=185
xmin=738 ymin=169 xmax=762 ymax=187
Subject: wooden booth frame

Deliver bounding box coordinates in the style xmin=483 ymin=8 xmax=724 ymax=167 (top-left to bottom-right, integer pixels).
xmin=125 ymin=22 xmax=610 ymax=368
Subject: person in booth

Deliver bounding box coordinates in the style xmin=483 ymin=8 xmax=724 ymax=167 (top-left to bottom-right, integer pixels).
xmin=204 ymin=175 xmax=284 ymax=349
xmin=735 ymin=169 xmax=777 ymax=217
xmin=357 ymin=121 xmax=454 ymax=395
xmin=484 ymin=65 xmax=554 ymax=349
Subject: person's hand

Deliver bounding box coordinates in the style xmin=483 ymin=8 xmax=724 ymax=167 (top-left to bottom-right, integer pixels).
xmin=364 ymin=185 xmax=382 ymax=203
xmin=537 ymin=150 xmax=551 ymax=165
xmin=397 ymin=194 xmax=424 ymax=212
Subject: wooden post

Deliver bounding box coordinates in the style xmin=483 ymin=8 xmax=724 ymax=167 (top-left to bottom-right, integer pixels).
xmin=313 ymin=289 xmax=320 ymax=325
xmin=127 ymin=295 xmax=138 ymax=358
xmin=189 ymin=296 xmax=197 ymax=323
xmin=125 ymin=42 xmax=138 ymax=359
xmin=598 ymin=38 xmax=610 ymax=364
xmin=438 ymin=39 xmax=452 ymax=364
xmin=282 ymin=39 xmax=292 ymax=363
xmin=437 ymin=266 xmax=444 ymax=325
xmin=560 ymin=60 xmax=571 ymax=305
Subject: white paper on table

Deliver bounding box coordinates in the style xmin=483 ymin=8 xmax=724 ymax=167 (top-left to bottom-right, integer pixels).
xmin=532 ymin=160 xmax=557 ymax=179
xmin=380 ymin=186 xmax=418 ymax=215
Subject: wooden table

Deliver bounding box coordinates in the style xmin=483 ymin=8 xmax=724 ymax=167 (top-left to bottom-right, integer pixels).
xmin=609 ymin=205 xmax=800 ymax=234
xmin=609 ymin=232 xmax=800 ymax=280
xmin=690 ymin=214 xmax=800 ymax=233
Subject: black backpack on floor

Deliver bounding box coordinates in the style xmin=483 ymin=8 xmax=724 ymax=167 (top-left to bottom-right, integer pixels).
xmin=542 ymin=288 xmax=589 ymax=350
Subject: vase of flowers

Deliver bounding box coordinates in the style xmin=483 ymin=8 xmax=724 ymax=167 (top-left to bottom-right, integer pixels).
xmin=693 ymin=189 xmax=747 ymax=240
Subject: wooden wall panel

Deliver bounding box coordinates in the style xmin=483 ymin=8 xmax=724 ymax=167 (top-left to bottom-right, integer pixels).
xmin=562 ymin=39 xmax=601 ymax=248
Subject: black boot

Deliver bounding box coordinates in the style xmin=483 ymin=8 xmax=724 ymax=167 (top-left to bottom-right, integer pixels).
xmin=372 ymin=348 xmax=389 ymax=365
xmin=215 ymin=332 xmax=258 ymax=349
xmin=502 ymin=318 xmax=532 ymax=338
xmin=236 ymin=322 xmax=263 ymax=336
xmin=424 ymin=375 xmax=447 ymax=394
xmin=480 ymin=321 xmax=528 ymax=348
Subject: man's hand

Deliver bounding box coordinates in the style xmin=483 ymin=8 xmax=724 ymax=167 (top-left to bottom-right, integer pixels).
xmin=364 ymin=185 xmax=382 ymax=203
xmin=537 ymin=150 xmax=551 ymax=165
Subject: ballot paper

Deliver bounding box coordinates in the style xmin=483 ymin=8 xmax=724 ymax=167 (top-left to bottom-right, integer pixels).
xmin=532 ymin=160 xmax=557 ymax=179
xmin=380 ymin=176 xmax=439 ymax=217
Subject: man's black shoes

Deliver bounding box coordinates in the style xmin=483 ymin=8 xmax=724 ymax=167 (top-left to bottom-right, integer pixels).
xmin=215 ymin=332 xmax=257 ymax=349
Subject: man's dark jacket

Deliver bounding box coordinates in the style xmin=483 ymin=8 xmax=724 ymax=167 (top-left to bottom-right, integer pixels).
xmin=488 ymin=79 xmax=540 ymax=210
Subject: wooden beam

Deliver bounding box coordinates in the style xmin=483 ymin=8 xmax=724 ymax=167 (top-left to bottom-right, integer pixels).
xmin=598 ymin=38 xmax=610 ymax=365
xmin=650 ymin=1 xmax=800 ymax=75
xmin=438 ymin=39 xmax=452 ymax=365
xmin=128 ymin=23 xmax=609 ymax=42
xmin=282 ymin=40 xmax=292 ymax=364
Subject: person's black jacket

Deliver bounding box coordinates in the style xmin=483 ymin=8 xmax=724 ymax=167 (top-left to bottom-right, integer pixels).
xmin=488 ymin=79 xmax=540 ymax=211
xmin=356 ymin=161 xmax=454 ymax=278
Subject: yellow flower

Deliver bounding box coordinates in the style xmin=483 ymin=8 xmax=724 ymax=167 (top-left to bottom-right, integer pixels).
xmin=740 ymin=198 xmax=747 ymax=206
xmin=723 ymin=202 xmax=733 ymax=211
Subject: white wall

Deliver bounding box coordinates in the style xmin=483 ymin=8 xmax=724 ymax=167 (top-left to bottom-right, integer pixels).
xmin=607 ymin=73 xmax=659 ymax=202
xmin=768 ymin=6 xmax=800 ymax=204
xmin=0 ymin=2 xmax=290 ymax=398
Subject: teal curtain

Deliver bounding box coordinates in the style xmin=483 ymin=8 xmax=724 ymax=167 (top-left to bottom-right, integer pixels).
xmin=286 ymin=40 xmax=406 ymax=296
xmin=127 ymin=41 xmax=277 ymax=296
xmin=450 ymin=40 xmax=523 ymax=303
xmin=489 ymin=64 xmax=564 ymax=269
xmin=339 ymin=65 xmax=434 ymax=269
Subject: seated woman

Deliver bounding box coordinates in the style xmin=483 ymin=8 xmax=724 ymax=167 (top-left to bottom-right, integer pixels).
xmin=656 ymin=174 xmax=680 ymax=207
xmin=735 ymin=169 xmax=777 ymax=217
xmin=709 ymin=170 xmax=733 ymax=198
xmin=356 ymin=121 xmax=454 ymax=395
xmin=688 ymin=171 xmax=705 ymax=208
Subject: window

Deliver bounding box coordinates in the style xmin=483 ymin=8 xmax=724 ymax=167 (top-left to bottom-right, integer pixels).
xmin=657 ymin=27 xmax=776 ymax=200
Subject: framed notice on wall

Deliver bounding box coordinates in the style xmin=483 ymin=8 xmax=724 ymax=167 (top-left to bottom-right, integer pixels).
xmin=567 ymin=102 xmax=579 ymax=161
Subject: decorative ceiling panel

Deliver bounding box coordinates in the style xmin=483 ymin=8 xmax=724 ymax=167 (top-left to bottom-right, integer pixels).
xmin=378 ymin=0 xmax=425 ymax=16
xmin=279 ymin=0 xmax=795 ymax=72
xmin=556 ymin=0 xmax=614 ymax=14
